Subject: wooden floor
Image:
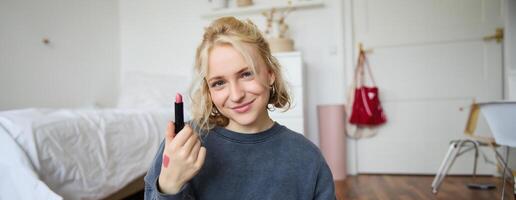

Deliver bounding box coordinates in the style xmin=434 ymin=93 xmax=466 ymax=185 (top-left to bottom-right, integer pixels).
xmin=336 ymin=175 xmax=513 ymax=200
xmin=125 ymin=175 xmax=514 ymax=199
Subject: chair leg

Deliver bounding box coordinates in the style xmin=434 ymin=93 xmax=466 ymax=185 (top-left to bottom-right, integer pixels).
xmin=432 ymin=141 xmax=460 ymax=194
xmin=501 ymin=146 xmax=510 ymax=200
xmin=432 ymin=139 xmax=479 ymax=194
xmin=492 ymin=145 xmax=514 ymax=200
xmin=472 ymin=140 xmax=480 ymax=180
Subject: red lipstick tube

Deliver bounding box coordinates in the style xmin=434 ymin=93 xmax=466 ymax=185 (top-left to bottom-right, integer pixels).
xmin=175 ymin=93 xmax=184 ymax=133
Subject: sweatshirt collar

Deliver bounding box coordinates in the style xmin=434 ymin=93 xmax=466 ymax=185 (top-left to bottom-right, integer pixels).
xmin=213 ymin=122 xmax=282 ymax=143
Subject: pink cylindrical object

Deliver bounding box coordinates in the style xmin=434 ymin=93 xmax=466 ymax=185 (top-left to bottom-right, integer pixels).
xmin=317 ymin=104 xmax=347 ymax=181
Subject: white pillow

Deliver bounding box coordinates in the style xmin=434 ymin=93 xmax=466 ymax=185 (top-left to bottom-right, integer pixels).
xmin=117 ymin=71 xmax=190 ymax=109
xmin=0 ymin=134 xmax=62 ymax=200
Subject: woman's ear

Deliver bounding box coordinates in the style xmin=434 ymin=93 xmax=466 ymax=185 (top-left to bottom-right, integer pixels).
xmin=268 ymin=69 xmax=276 ymax=86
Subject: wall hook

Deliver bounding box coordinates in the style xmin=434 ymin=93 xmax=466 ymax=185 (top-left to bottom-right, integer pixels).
xmin=358 ymin=42 xmax=373 ymax=53
xmin=42 ymin=37 xmax=50 ymax=45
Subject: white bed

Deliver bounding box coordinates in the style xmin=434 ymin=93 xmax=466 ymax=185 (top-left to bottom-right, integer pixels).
xmin=0 ymin=108 xmax=173 ymax=200
xmin=0 ymin=71 xmax=190 ymax=199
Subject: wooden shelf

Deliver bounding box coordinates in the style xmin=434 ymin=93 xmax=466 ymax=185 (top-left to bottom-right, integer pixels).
xmin=202 ymin=0 xmax=324 ymax=18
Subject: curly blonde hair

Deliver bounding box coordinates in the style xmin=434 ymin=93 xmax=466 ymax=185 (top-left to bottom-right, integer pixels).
xmin=189 ymin=17 xmax=291 ymax=132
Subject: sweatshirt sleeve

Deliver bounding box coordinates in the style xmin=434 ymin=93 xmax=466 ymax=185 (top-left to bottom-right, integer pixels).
xmin=144 ymin=139 xmax=196 ymax=200
xmin=313 ymin=160 xmax=337 ymax=200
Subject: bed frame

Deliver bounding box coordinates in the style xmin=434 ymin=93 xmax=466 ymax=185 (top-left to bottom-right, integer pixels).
xmin=102 ymin=174 xmax=145 ymax=200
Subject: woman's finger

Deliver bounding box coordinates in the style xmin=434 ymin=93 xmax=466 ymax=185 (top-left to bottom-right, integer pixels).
xmin=165 ymin=121 xmax=176 ymax=144
xmin=162 ymin=122 xmax=176 ymax=169
xmin=194 ymin=147 xmax=207 ymax=169
xmin=182 ymin=131 xmax=198 ymax=154
xmin=189 ymin=139 xmax=201 ymax=159
xmin=170 ymin=125 xmax=192 ymax=149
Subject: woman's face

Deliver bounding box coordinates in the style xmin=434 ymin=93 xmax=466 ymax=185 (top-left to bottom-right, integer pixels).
xmin=206 ymin=44 xmax=275 ymax=133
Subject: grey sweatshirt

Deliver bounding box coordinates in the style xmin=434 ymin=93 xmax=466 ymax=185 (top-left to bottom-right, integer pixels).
xmin=144 ymin=122 xmax=336 ymax=200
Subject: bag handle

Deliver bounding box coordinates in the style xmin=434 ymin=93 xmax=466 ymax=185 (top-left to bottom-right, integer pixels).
xmin=354 ymin=50 xmax=377 ymax=87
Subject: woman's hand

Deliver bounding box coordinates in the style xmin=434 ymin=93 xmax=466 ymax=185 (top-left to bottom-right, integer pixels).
xmin=158 ymin=122 xmax=207 ymax=194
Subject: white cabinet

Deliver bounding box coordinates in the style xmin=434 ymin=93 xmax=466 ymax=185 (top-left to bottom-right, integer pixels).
xmin=269 ymin=52 xmax=305 ymax=135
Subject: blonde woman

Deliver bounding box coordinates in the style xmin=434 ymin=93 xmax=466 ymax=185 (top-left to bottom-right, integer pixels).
xmin=144 ymin=17 xmax=336 ymax=200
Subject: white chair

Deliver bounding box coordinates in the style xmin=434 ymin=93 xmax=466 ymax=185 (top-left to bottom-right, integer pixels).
xmin=480 ymin=101 xmax=516 ymax=199
xmin=432 ymin=101 xmax=516 ymax=199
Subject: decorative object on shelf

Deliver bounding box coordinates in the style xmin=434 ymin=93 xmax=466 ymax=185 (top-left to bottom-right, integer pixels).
xmin=236 ymin=0 xmax=253 ymax=7
xmin=201 ymin=0 xmax=323 ymax=18
xmin=209 ymin=0 xmax=228 ymax=10
xmin=262 ymin=1 xmax=295 ymax=53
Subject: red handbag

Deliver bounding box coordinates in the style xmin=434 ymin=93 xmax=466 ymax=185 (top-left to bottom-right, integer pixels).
xmin=349 ymin=50 xmax=387 ymax=125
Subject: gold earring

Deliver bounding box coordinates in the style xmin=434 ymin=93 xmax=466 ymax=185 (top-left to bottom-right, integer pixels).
xmin=270 ymin=84 xmax=276 ymax=97
xmin=211 ymin=104 xmax=221 ymax=116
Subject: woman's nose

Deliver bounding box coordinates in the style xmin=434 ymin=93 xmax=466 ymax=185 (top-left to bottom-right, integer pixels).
xmin=229 ymin=82 xmax=245 ymax=102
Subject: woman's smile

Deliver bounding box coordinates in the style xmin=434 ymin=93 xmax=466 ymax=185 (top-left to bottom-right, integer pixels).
xmin=230 ymin=99 xmax=254 ymax=113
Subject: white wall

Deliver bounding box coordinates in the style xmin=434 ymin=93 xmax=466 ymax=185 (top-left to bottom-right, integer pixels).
xmin=119 ymin=1 xmax=203 ymax=77
xmin=0 ymin=0 xmax=119 ymax=110
xmin=119 ymin=0 xmax=347 ymax=144
xmin=0 ymin=0 xmax=346 ymax=152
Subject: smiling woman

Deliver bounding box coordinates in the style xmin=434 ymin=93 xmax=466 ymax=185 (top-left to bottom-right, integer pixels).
xmin=190 ymin=17 xmax=292 ymax=133
xmin=144 ymin=17 xmax=336 ymax=200
xmin=206 ymin=44 xmax=275 ymax=133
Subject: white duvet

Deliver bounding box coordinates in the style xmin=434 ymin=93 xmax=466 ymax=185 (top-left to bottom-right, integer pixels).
xmin=0 ymin=108 xmax=172 ymax=200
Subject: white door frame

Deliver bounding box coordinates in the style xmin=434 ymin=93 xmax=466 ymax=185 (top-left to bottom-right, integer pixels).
xmin=342 ymin=0 xmax=358 ymax=175
xmin=504 ymin=0 xmax=516 ymax=100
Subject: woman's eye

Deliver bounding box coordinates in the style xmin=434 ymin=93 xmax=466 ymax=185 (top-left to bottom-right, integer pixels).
xmin=241 ymin=71 xmax=254 ymax=78
xmin=210 ymin=80 xmax=225 ymax=88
